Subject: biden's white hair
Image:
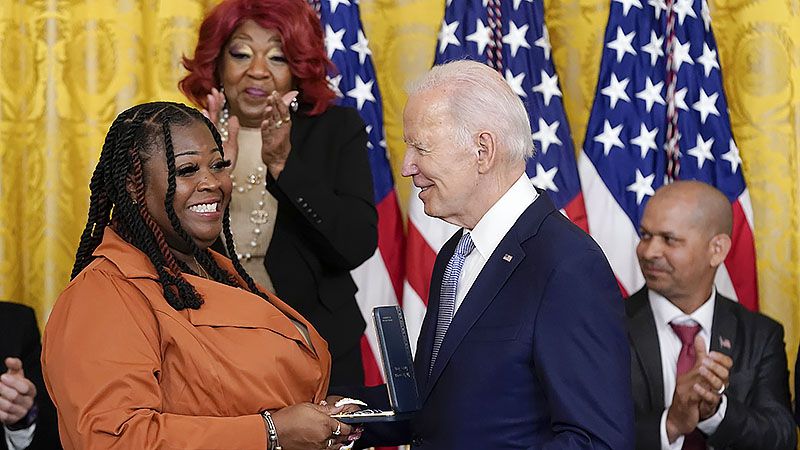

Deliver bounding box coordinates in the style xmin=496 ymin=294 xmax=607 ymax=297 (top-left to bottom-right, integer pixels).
xmin=407 ymin=59 xmax=535 ymax=162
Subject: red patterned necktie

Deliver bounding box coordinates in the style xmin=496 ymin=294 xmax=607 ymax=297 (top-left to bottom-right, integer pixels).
xmin=669 ymin=321 xmax=706 ymax=450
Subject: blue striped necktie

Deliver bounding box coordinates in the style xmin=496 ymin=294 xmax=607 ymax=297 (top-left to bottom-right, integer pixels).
xmin=430 ymin=232 xmax=475 ymax=374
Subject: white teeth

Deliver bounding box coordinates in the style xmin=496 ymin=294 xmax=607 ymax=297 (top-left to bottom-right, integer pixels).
xmin=189 ymin=202 xmax=218 ymax=213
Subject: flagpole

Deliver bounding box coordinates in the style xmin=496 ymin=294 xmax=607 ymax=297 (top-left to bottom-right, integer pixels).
xmin=664 ymin=0 xmax=680 ymax=182
xmin=486 ymin=0 xmax=504 ymax=71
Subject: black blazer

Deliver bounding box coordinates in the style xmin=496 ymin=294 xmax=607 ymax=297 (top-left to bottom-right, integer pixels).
xmin=0 ymin=302 xmax=61 ymax=450
xmin=264 ymin=105 xmax=377 ymax=368
xmin=795 ymin=342 xmax=800 ymax=426
xmin=626 ymin=289 xmax=796 ymax=450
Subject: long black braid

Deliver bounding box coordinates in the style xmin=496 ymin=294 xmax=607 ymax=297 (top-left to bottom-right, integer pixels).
xmin=221 ymin=208 xmax=269 ymax=299
xmin=72 ymin=101 xmax=274 ymax=310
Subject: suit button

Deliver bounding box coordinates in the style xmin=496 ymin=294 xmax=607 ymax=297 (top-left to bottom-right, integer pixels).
xmin=297 ymin=197 xmax=304 ymax=202
xmin=315 ymin=218 xmax=323 ymax=224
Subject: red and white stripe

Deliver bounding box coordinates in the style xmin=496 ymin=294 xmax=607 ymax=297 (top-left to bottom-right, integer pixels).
xmin=352 ymin=190 xmax=406 ymax=386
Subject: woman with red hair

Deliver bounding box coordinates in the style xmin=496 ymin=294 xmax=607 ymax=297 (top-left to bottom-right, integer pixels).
xmin=181 ymin=0 xmax=377 ymax=388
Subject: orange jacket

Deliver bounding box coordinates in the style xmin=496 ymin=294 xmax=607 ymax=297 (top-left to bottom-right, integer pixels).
xmin=43 ymin=228 xmax=331 ymax=449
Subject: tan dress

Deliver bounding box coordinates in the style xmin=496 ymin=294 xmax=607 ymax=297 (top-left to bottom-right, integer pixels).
xmin=229 ymin=126 xmax=279 ymax=292
xmin=42 ymin=228 xmax=331 ymax=450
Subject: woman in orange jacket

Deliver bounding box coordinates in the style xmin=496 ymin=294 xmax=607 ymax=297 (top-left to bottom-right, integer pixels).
xmin=42 ymin=102 xmax=358 ymax=450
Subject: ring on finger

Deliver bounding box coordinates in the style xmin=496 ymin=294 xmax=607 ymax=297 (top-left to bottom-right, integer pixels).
xmin=274 ymin=119 xmax=283 ymax=129
xmin=327 ymin=438 xmax=333 ymax=448
xmin=716 ymin=384 xmax=726 ymax=395
xmin=333 ymin=422 xmax=341 ymax=436
xmin=283 ymin=115 xmax=291 ymax=122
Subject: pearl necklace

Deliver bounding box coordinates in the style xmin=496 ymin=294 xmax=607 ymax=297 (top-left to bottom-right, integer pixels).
xmin=229 ymin=165 xmax=270 ymax=261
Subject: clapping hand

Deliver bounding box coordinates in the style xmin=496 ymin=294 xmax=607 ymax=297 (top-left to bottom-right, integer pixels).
xmin=0 ymin=357 xmax=36 ymax=426
xmin=693 ymin=342 xmax=732 ymax=420
xmin=202 ymin=87 xmax=241 ymax=169
xmin=260 ymin=90 xmax=299 ymax=179
xmin=665 ymin=335 xmax=733 ymax=443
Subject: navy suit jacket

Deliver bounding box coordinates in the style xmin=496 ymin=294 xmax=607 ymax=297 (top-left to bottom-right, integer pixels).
xmin=627 ymin=289 xmax=796 ymax=450
xmin=353 ymin=193 xmax=634 ymax=449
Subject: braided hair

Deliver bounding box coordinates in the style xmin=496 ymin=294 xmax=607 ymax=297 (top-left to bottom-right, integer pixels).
xmin=72 ymin=101 xmax=272 ymax=310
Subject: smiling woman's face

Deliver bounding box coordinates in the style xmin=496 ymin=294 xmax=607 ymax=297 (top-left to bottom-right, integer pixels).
xmin=142 ymin=120 xmax=232 ymax=254
xmin=219 ymin=20 xmax=294 ymax=128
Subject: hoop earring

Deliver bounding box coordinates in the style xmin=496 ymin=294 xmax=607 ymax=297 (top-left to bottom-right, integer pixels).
xmin=218 ymin=87 xmax=230 ymax=142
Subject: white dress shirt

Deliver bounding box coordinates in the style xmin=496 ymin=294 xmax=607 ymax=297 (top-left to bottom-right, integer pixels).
xmin=453 ymin=174 xmax=538 ymax=314
xmin=649 ymin=288 xmax=727 ymax=450
xmin=5 ymin=422 xmax=35 ymax=450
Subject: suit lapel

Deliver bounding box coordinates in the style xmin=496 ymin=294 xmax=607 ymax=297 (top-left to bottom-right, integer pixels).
xmin=422 ymin=196 xmax=554 ymax=401
xmin=709 ymin=292 xmax=737 ymax=359
xmin=627 ymin=290 xmax=665 ymax=411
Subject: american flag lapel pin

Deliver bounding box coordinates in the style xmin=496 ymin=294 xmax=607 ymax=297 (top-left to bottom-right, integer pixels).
xmin=502 ymin=254 xmax=513 ymax=262
xmin=719 ymin=336 xmax=731 ymax=349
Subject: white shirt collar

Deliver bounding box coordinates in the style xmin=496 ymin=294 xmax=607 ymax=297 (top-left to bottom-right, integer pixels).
xmin=649 ymin=287 xmax=717 ymax=334
xmin=468 ymin=174 xmax=538 ymax=260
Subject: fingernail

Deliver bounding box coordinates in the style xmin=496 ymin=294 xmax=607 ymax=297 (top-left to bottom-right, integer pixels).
xmin=283 ymin=90 xmax=300 ymax=106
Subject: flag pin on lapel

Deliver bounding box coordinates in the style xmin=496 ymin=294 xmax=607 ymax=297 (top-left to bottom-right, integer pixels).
xmin=719 ymin=336 xmax=731 ymax=349
xmin=502 ymin=254 xmax=513 ymax=262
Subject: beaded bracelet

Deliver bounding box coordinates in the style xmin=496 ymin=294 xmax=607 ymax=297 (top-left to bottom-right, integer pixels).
xmin=260 ymin=410 xmax=282 ymax=450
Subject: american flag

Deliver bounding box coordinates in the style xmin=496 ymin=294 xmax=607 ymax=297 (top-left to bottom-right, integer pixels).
xmin=404 ymin=0 xmax=588 ymax=351
xmin=313 ymin=0 xmax=406 ymax=385
xmin=577 ymin=0 xmax=758 ymax=309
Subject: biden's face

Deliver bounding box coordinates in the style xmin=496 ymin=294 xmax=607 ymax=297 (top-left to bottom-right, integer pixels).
xmin=401 ymin=90 xmax=479 ymax=229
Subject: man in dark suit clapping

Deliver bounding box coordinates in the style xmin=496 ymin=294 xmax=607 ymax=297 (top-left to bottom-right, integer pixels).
xmin=627 ymin=181 xmax=795 ymax=450
xmin=0 ymin=302 xmax=60 ymax=450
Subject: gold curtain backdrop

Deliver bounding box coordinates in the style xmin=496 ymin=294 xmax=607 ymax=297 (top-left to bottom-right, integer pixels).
xmin=1 ymin=0 xmax=798 ymax=390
